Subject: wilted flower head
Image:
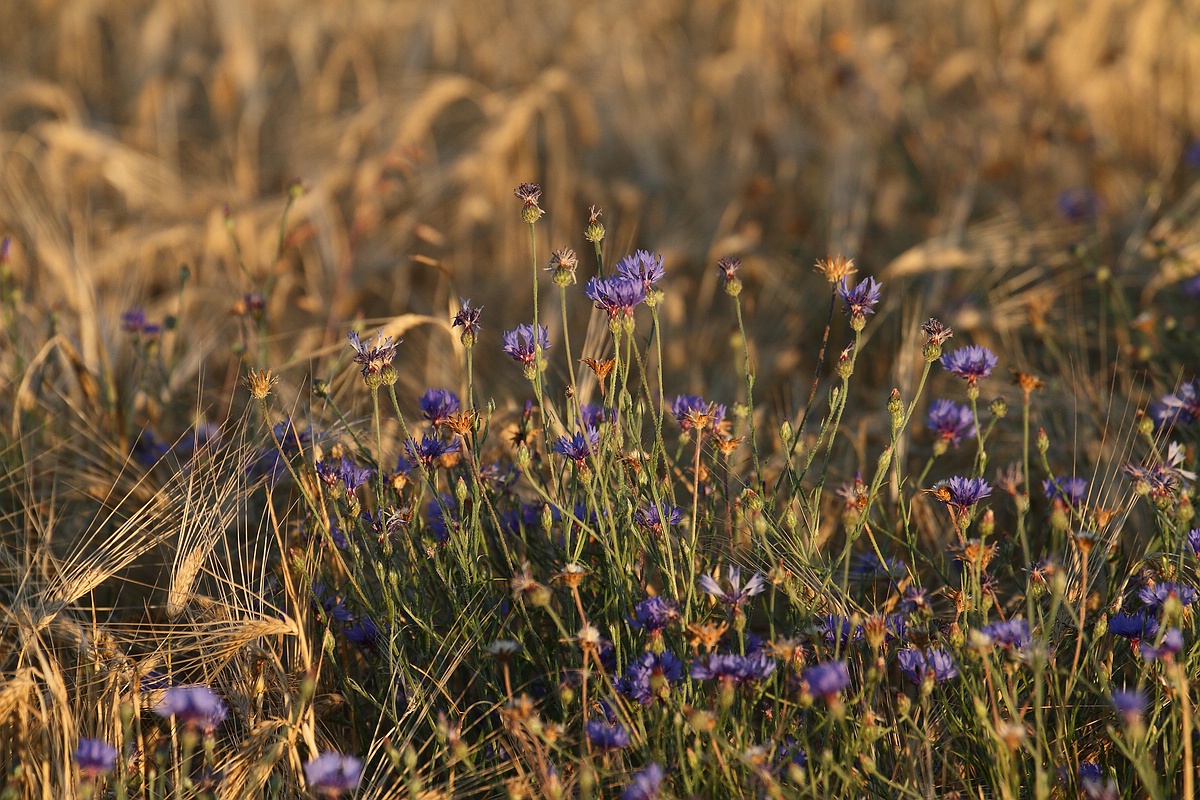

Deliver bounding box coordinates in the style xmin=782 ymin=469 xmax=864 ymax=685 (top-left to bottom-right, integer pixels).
xmin=801 ymin=661 xmax=851 ymax=698
xmin=585 ymin=274 xmax=646 ymax=318
xmin=621 ymin=763 xmax=665 ymax=800
xmin=670 ymin=395 xmax=726 ymax=433
xmin=347 ymin=330 xmax=399 ymax=381
xmin=837 ymin=276 xmax=882 ymax=319
xmin=585 ymin=720 xmax=630 ymax=750
xmin=927 ymin=400 xmax=975 ymax=447
xmin=546 ymin=247 xmax=579 ymax=284
xmin=74 ymin=738 xmax=118 ymax=778
xmin=419 ymin=389 xmax=460 ymax=427
xmin=699 ymin=565 xmax=767 ymax=611
xmin=452 ymin=298 xmax=483 ymax=344
xmin=502 ymin=324 xmax=550 ymax=370
xmin=616 ymin=249 xmax=665 ymax=290
xmin=514 ymin=182 xmax=544 ymax=222
xmin=814 ymin=254 xmax=856 ymax=283
xmin=716 ymin=256 xmax=742 ymax=283
xmin=154 ymin=685 xmax=227 ymax=733
xmin=305 ymin=752 xmax=364 ymax=797
xmin=940 ymin=345 xmax=998 ymax=386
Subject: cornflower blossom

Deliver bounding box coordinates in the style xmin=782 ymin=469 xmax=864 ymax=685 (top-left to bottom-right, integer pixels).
xmin=940 ymin=345 xmax=998 ymax=387
xmin=316 ymin=456 xmax=373 ymax=492
xmin=634 ymin=504 xmax=684 ymax=535
xmin=820 ymin=615 xmax=862 ymax=646
xmin=502 ymin=324 xmax=550 ymax=370
xmin=1108 ymin=611 xmax=1158 ymax=642
xmin=419 ymin=389 xmax=460 ymax=428
xmin=1138 ymin=581 xmax=1197 ymax=611
xmin=1111 ymin=689 xmax=1147 ymax=723
xmin=1188 ymin=528 xmax=1200 ymax=555
xmin=1139 ymin=628 xmax=1184 ymax=661
xmin=347 ymin=330 xmax=399 ymax=381
xmin=621 ymin=763 xmax=665 ymax=800
xmin=980 ymin=618 xmax=1030 ymax=650
xmin=800 ymin=661 xmax=851 ymax=699
xmin=898 ymin=585 xmax=932 ymax=615
xmin=405 ymin=435 xmax=459 ymax=469
xmin=579 ymin=403 xmax=615 ymax=428
xmin=586 ymin=720 xmax=630 ymax=750
xmin=154 ymin=685 xmax=227 ymax=733
xmin=1122 ymin=445 xmax=1194 ymax=500
xmin=849 ymin=552 xmax=906 ymax=582
xmin=689 ymin=652 xmax=777 ymax=684
xmin=629 ymin=596 xmax=679 ymax=634
xmin=837 ymin=276 xmax=882 ymax=321
xmin=699 ymin=566 xmax=767 ymax=612
xmin=618 ymin=651 xmax=684 ymax=705
xmin=452 ymin=298 xmax=483 ymax=345
xmin=1044 ymin=476 xmax=1088 ymax=506
xmin=74 ymin=738 xmax=118 ymax=778
xmin=670 ymin=395 xmax=726 ymax=433
xmin=927 ymin=400 xmax=975 ymax=448
xmin=615 ymin=249 xmax=665 ymax=291
xmin=122 ymin=307 xmax=147 ymax=333
xmin=896 ymin=648 xmax=959 ymax=685
xmin=305 ymin=752 xmax=364 ymax=797
xmin=584 ymin=274 xmax=646 ymax=318
xmin=1056 ymin=187 xmax=1101 ymax=222
xmin=551 ymin=428 xmax=600 ymax=469
xmin=343 ymin=616 xmax=382 ymax=650
xmin=716 ymin=256 xmax=742 ymax=283
xmin=931 ymin=476 xmax=992 ymax=515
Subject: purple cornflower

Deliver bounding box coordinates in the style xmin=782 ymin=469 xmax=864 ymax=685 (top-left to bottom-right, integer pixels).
xmin=122 ymin=307 xmax=147 ymax=333
xmin=74 ymin=738 xmax=118 ymax=778
xmin=502 ymin=324 xmax=550 ymax=369
xmin=419 ymin=389 xmax=460 ymax=428
xmin=1139 ymin=628 xmax=1184 ymax=661
xmin=585 ymin=274 xmax=646 ymax=318
xmin=1150 ymin=380 xmax=1200 ymax=427
xmin=1056 ymin=187 xmax=1101 ymax=222
xmin=1109 ymin=611 xmax=1158 ymax=642
xmin=154 ymin=685 xmax=227 ymax=733
xmin=899 ymin=586 xmax=932 ymax=615
xmin=837 ymin=276 xmax=882 ymax=318
xmin=1188 ymin=528 xmax=1200 ymax=555
xmin=622 ymin=763 xmax=665 ymax=800
xmin=699 ymin=566 xmax=767 ymax=612
xmin=1111 ymin=689 xmax=1147 ymax=723
xmin=849 ymin=552 xmax=906 ymax=582
xmin=616 ymin=249 xmax=665 ymax=290
xmin=690 ymin=652 xmax=777 ymax=684
xmin=579 ymin=403 xmax=614 ymax=428
xmin=304 ymin=752 xmax=364 ymax=797
xmin=896 ymin=648 xmax=959 ymax=685
xmin=801 ymin=661 xmax=851 ymax=699
xmin=1044 ymin=476 xmax=1087 ymax=506
xmin=940 ymin=345 xmax=998 ymax=386
xmin=980 ymin=618 xmax=1030 ymax=650
xmin=670 ymin=395 xmax=726 ymax=433
xmin=619 ymin=651 xmax=684 ymax=705
xmin=585 ymin=720 xmax=630 ymax=750
xmin=629 ymin=596 xmax=679 ymax=634
xmin=634 ymin=504 xmax=684 ymax=535
xmin=716 ymin=256 xmax=741 ymax=283
xmin=933 ymin=476 xmax=992 ymax=514
xmin=405 ymin=434 xmax=460 ymax=469
xmin=927 ymin=400 xmax=975 ymax=447
xmin=452 ymin=298 xmax=483 ymax=342
xmin=347 ymin=330 xmax=399 ymax=380
xmin=552 ymin=428 xmax=600 ymax=469
xmin=1138 ymin=581 xmax=1197 ymax=611
xmin=343 ymin=616 xmax=382 ymax=650
xmin=316 ymin=456 xmax=373 ymax=493
xmin=820 ymin=614 xmax=863 ymax=646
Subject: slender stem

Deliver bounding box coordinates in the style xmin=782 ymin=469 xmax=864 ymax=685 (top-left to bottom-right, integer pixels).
xmin=734 ymin=297 xmax=762 ymax=487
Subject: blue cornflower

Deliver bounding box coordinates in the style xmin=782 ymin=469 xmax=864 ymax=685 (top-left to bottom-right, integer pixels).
xmin=1150 ymin=380 xmax=1200 ymax=427
xmin=927 ymin=399 xmax=975 ymax=447
xmin=74 ymin=738 xmax=118 ymax=778
xmin=801 ymin=661 xmax=851 ymax=698
xmin=347 ymin=330 xmax=399 ymax=380
xmin=585 ymin=274 xmax=646 ymax=318
xmin=1138 ymin=581 xmax=1197 ymax=611
xmin=699 ymin=566 xmax=767 ymax=612
xmin=585 ymin=720 xmax=630 ymax=750
xmin=154 ymin=685 xmax=227 ymax=733
xmin=579 ymin=403 xmax=615 ymax=428
xmin=1140 ymin=628 xmax=1184 ymax=661
xmin=304 ymin=752 xmax=363 ymax=797
xmin=980 ymin=618 xmax=1030 ymax=650
xmin=849 ymin=552 xmax=906 ymax=582
xmin=775 ymin=739 xmax=808 ymax=771
xmin=1188 ymin=528 xmax=1200 ymax=555
xmin=1044 ymin=476 xmax=1087 ymax=506
xmin=1111 ymin=689 xmax=1147 ymax=723
xmin=316 ymin=456 xmax=373 ymax=492
xmin=552 ymin=428 xmax=600 ymax=469
xmin=502 ymin=324 xmax=550 ymax=369
xmin=426 ymin=494 xmax=459 ymax=542
xmin=819 ymin=614 xmax=863 ymax=646
xmin=932 ymin=476 xmax=992 ymax=514
xmin=616 ymin=249 xmax=666 ymax=290
xmin=618 ymin=651 xmax=684 ymax=705
xmin=1108 ymin=611 xmax=1158 ymax=641
xmin=689 ymin=652 xmax=777 ymax=684
xmin=452 ymin=298 xmax=483 ymax=343
xmin=898 ymin=585 xmax=932 ymax=615
xmin=122 ymin=307 xmax=147 ymax=333
xmin=896 ymin=648 xmax=959 ymax=685
xmin=621 ymin=763 xmax=665 ymax=800
xmin=670 ymin=395 xmax=727 ymax=433
xmin=343 ymin=616 xmax=382 ymax=650
xmin=405 ymin=434 xmax=459 ymax=469
xmin=837 ymin=276 xmax=882 ymax=319
xmin=419 ymin=389 xmax=460 ymax=427
xmin=634 ymin=504 xmax=684 ymax=534
xmin=940 ymin=345 xmax=998 ymax=386
xmin=629 ymin=596 xmax=679 ymax=634
xmin=1056 ymin=187 xmax=1101 ymax=222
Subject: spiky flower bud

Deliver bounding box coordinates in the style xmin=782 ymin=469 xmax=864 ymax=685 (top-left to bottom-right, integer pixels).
xmin=990 ymin=397 xmax=1008 ymax=418
xmin=583 ymin=205 xmax=605 ymax=243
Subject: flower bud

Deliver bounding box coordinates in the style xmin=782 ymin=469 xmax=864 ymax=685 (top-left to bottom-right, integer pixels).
xmin=989 ymin=397 xmax=1007 ymax=418
xmin=1036 ymin=427 xmax=1049 ymax=455
xmin=584 ymin=220 xmax=605 ymax=243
